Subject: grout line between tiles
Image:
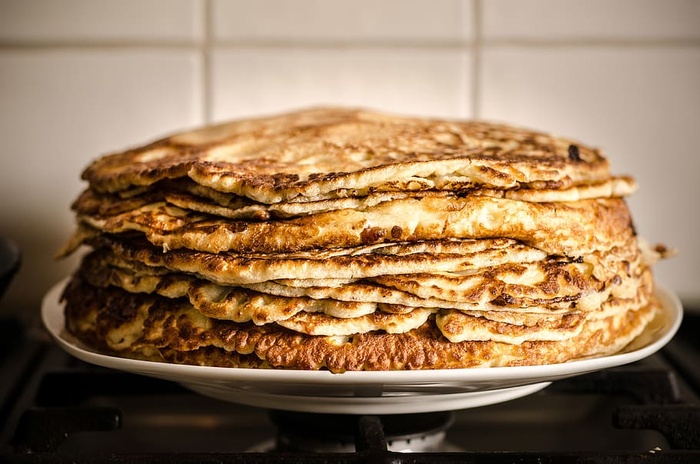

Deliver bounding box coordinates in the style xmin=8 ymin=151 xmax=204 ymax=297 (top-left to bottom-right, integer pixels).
xmin=0 ymin=41 xmax=199 ymax=50
xmin=1 ymin=39 xmax=698 ymax=53
xmin=0 ymin=40 xmax=473 ymax=51
xmin=194 ymin=40 xmax=474 ymax=50
xmin=480 ymin=38 xmax=700 ymax=48
xmin=202 ymin=0 xmax=213 ymax=124
xmin=471 ymin=0 xmax=483 ymax=119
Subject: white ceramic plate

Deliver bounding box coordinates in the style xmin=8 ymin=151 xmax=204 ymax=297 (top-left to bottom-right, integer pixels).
xmin=41 ymin=279 xmax=683 ymax=415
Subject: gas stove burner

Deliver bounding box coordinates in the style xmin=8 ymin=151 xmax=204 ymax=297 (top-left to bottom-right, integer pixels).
xmin=264 ymin=410 xmax=460 ymax=453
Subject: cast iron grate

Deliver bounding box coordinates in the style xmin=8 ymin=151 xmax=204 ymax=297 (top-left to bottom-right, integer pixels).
xmin=2 ymin=314 xmax=700 ymax=463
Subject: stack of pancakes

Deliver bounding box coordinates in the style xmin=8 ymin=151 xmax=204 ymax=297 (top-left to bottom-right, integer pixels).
xmin=58 ymin=107 xmax=670 ymax=372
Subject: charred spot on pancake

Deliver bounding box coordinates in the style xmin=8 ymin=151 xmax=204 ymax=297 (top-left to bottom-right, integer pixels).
xmin=568 ymin=144 xmax=581 ymax=162
xmin=270 ymin=172 xmax=300 ymax=187
xmin=360 ymin=226 xmax=386 ymax=244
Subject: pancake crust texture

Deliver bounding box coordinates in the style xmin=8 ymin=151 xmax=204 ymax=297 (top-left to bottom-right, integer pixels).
xmin=58 ymin=106 xmax=671 ymax=372
xmin=81 ymin=107 xmax=616 ymax=201
xmin=61 ymin=275 xmax=659 ymax=372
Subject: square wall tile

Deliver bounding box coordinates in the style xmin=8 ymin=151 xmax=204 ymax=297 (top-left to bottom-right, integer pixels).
xmin=483 ymin=0 xmax=700 ymax=40
xmin=210 ymin=47 xmax=471 ymax=122
xmin=0 ymin=50 xmax=203 ymax=315
xmin=480 ymin=46 xmax=700 ymax=305
xmin=213 ymin=0 xmax=473 ymax=42
xmin=0 ymin=0 xmax=203 ymax=42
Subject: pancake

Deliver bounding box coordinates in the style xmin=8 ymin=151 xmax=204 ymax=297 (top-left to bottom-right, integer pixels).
xmin=61 ymin=275 xmax=661 ymax=372
xmin=80 ymin=107 xmax=614 ymax=203
xmin=71 ymin=176 xmax=637 ymax=222
xmin=73 ymin=195 xmax=635 ymax=255
xmin=242 ymin=254 xmax=644 ymax=311
xmin=76 ymin=242 xmax=643 ymax=322
xmin=77 ymin=233 xmax=555 ymax=285
xmin=57 ymin=106 xmax=671 ymax=372
xmin=73 ymin=238 xmax=654 ymax=340
xmin=76 ymin=248 xmax=407 ymax=324
xmin=436 ymin=267 xmax=654 ymax=343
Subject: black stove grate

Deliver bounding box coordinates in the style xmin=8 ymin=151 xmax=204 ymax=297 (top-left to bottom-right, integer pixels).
xmin=1 ymin=313 xmax=700 ymax=463
xmin=4 ymin=410 xmax=700 ymax=464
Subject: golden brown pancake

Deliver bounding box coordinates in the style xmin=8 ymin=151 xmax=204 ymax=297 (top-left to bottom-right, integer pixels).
xmin=61 ymin=275 xmax=660 ymax=372
xmin=77 ymin=240 xmax=641 ymax=312
xmin=75 ymin=233 xmax=554 ymax=285
xmin=57 ymin=107 xmax=670 ymax=372
xmin=71 ymin=228 xmax=655 ymax=341
xmin=80 ymin=107 xmax=614 ymax=203
xmin=72 ymin=195 xmax=635 ymax=255
xmin=71 ymin=176 xmax=637 ymax=222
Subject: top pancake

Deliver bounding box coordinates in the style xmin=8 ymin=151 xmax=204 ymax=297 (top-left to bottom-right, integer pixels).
xmin=81 ymin=107 xmax=614 ymax=203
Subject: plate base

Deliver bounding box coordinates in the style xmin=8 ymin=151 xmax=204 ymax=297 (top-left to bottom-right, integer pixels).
xmin=181 ymin=381 xmax=552 ymax=414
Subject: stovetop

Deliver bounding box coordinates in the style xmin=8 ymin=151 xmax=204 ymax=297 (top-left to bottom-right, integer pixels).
xmin=1 ymin=310 xmax=699 ymax=463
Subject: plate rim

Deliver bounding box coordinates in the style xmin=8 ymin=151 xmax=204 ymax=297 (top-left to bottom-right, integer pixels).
xmin=41 ymin=278 xmax=683 ymax=387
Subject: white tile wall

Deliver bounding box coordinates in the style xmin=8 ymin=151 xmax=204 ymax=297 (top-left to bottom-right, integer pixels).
xmin=212 ymin=0 xmax=472 ymax=42
xmin=211 ymin=47 xmax=471 ymax=121
xmin=483 ymin=0 xmax=700 ymax=40
xmin=1 ymin=0 xmax=699 ymax=315
xmin=0 ymin=0 xmax=203 ymax=42
xmin=0 ymin=48 xmax=203 ymax=315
